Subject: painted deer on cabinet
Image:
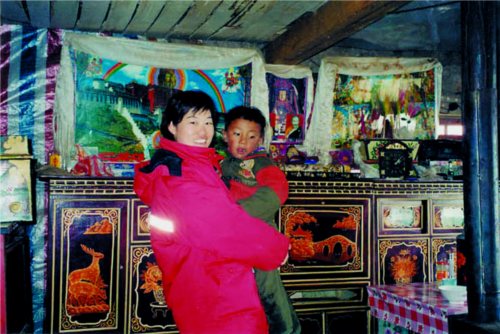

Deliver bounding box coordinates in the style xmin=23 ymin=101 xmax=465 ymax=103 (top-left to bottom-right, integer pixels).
xmin=66 ymin=244 xmax=109 ymax=315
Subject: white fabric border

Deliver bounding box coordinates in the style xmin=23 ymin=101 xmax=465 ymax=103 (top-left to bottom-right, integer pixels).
xmin=307 ymin=56 xmax=442 ymax=164
xmin=264 ymin=64 xmax=314 ymax=146
xmin=55 ymin=32 xmax=268 ymax=168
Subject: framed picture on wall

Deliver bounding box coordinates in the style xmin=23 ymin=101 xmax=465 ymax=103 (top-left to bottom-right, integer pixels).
xmin=266 ymin=73 xmax=308 ymax=144
xmin=432 ymin=200 xmax=464 ymax=233
xmin=0 ymin=158 xmax=34 ymax=223
xmin=377 ymin=199 xmax=426 ymax=235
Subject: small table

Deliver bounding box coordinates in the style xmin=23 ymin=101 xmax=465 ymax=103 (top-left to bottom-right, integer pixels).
xmin=367 ymin=282 xmax=468 ymax=334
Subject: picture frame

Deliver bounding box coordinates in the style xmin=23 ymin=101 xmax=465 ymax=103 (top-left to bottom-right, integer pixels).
xmin=432 ymin=200 xmax=464 ymax=233
xmin=0 ymin=135 xmax=35 ymax=224
xmin=377 ymin=199 xmax=426 ymax=235
xmin=0 ymin=158 xmax=35 ymax=223
xmin=377 ymin=238 xmax=429 ymax=285
xmin=278 ymin=196 xmax=370 ymax=283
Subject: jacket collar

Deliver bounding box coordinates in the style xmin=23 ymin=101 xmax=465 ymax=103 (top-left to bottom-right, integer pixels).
xmin=159 ymin=137 xmax=223 ymax=167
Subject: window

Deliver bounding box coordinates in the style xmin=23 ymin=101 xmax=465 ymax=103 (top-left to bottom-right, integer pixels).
xmin=438 ymin=117 xmax=463 ymax=140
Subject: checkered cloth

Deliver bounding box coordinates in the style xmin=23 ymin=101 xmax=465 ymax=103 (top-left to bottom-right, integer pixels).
xmin=367 ymin=283 xmax=468 ymax=334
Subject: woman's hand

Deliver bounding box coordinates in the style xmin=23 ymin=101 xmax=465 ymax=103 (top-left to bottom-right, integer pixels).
xmin=280 ymin=244 xmax=291 ymax=266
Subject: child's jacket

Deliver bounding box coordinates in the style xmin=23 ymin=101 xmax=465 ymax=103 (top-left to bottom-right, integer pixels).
xmin=221 ymin=150 xmax=301 ymax=334
xmin=221 ymin=150 xmax=289 ymax=224
xmin=134 ymin=138 xmax=290 ymax=334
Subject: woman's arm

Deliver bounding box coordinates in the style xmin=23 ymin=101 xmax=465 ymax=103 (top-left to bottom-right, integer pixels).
xmin=150 ymin=179 xmax=289 ymax=271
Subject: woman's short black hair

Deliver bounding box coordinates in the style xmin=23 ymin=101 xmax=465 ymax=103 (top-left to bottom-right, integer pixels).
xmin=224 ymin=106 xmax=266 ymax=137
xmin=160 ymin=90 xmax=219 ymax=141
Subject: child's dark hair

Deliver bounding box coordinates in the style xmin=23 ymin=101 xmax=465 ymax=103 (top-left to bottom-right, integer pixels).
xmin=160 ymin=90 xmax=218 ymax=142
xmin=224 ymin=106 xmax=266 ymax=137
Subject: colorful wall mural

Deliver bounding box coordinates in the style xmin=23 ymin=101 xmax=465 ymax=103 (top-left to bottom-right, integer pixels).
xmin=73 ymin=50 xmax=251 ymax=163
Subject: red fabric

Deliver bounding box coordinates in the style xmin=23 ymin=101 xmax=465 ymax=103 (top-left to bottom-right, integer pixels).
xmin=134 ymin=138 xmax=289 ymax=334
xmin=255 ymin=165 xmax=289 ymax=204
xmin=229 ymin=163 xmax=288 ymax=204
xmin=229 ymin=179 xmax=258 ymax=201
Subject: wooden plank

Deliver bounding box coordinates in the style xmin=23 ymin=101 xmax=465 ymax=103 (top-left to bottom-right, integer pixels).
xmin=26 ymin=0 xmax=50 ymax=28
xmin=50 ymin=0 xmax=79 ymax=29
xmin=125 ymin=0 xmax=166 ymax=35
xmin=190 ymin=0 xmax=253 ymax=40
xmin=0 ymin=0 xmax=29 ymax=25
xmin=76 ymin=1 xmax=111 ymax=31
xmin=264 ymin=0 xmax=408 ymax=64
xmin=211 ymin=0 xmax=277 ymax=41
xmin=101 ymin=0 xmax=139 ymax=33
xmin=146 ymin=1 xmax=192 ymax=37
xmin=168 ymin=0 xmax=221 ymax=39
xmin=236 ymin=0 xmax=325 ymax=42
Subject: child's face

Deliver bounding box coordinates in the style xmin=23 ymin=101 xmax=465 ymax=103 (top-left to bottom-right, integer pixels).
xmin=224 ymin=118 xmax=263 ymax=159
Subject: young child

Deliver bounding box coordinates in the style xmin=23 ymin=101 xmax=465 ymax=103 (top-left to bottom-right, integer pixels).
xmin=221 ymin=106 xmax=301 ymax=334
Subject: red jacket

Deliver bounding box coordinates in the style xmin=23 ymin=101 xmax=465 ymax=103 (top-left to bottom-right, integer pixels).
xmin=134 ymin=138 xmax=290 ymax=334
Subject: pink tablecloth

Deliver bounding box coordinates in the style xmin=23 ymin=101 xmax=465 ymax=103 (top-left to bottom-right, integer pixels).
xmin=367 ymin=282 xmax=468 ymax=334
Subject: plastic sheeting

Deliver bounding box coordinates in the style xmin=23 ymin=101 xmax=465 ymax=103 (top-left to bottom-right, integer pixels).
xmin=0 ymin=24 xmax=63 ymax=333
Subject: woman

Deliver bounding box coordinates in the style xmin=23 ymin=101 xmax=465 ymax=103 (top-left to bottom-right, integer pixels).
xmin=134 ymin=90 xmax=290 ymax=334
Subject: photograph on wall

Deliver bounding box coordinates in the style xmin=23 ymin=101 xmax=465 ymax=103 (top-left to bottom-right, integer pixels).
xmin=72 ymin=50 xmax=251 ymax=164
xmin=331 ymin=69 xmax=437 ymax=150
xmin=266 ymin=74 xmax=308 ymax=143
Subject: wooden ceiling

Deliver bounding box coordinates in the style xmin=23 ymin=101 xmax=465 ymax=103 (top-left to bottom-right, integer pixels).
xmin=0 ymin=0 xmax=406 ymax=65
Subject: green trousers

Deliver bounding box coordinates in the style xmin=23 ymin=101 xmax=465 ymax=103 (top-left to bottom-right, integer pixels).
xmin=255 ymin=268 xmax=301 ymax=334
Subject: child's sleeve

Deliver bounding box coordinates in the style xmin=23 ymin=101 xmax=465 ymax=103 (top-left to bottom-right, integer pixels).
xmin=232 ymin=164 xmax=289 ymax=223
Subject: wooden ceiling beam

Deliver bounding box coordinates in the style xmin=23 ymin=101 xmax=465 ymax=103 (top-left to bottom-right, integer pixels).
xmin=264 ymin=0 xmax=407 ymax=64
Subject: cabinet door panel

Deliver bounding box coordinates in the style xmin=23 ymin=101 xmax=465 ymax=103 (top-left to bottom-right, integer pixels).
xmin=131 ymin=198 xmax=151 ymax=243
xmin=127 ymin=244 xmax=178 ymax=333
xmin=431 ymin=199 xmax=464 ymax=233
xmin=279 ymin=196 xmax=371 ymax=283
xmin=47 ymin=198 xmax=128 ymax=333
xmin=377 ymin=238 xmax=430 ymax=285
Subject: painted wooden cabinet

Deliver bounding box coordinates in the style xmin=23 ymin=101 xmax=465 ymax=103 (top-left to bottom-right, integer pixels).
xmin=45 ymin=178 xmax=175 ymax=334
xmin=372 ymin=182 xmax=463 ymax=285
xmin=44 ymin=178 xmax=463 ymax=334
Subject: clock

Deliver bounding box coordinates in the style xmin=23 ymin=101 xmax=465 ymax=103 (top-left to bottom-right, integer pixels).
xmin=378 ymin=141 xmax=412 ymax=179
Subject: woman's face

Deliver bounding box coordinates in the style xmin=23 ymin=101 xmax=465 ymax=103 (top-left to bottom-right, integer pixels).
xmin=168 ymin=109 xmax=214 ymax=148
